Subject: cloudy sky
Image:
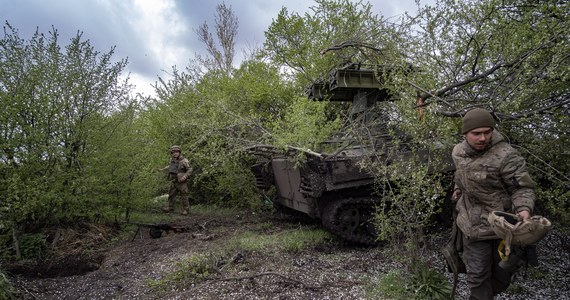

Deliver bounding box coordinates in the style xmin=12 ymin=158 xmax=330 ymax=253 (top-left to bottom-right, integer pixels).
xmin=1 ymin=0 xmax=423 ymax=97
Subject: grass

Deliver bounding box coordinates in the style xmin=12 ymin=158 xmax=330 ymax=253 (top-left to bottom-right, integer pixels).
xmin=146 ymin=253 xmax=219 ymax=292
xmin=0 ymin=271 xmax=17 ymax=299
xmin=189 ymin=204 xmax=240 ymax=217
xmin=145 ymin=225 xmax=333 ymax=292
xmin=368 ymin=270 xmax=410 ymax=300
xmin=226 ymin=227 xmax=332 ymax=253
xmin=123 ymin=202 xmax=334 ymax=294
xmin=368 ymin=262 xmax=452 ymax=300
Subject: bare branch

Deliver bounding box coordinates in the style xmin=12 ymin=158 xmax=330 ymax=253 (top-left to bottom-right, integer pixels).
xmin=496 ymin=97 xmax=570 ymax=121
xmin=512 ymin=145 xmax=570 ymax=183
xmin=418 ymin=33 xmax=561 ymax=101
xmin=320 ymin=40 xmax=382 ymax=55
xmin=195 ymin=3 xmax=238 ymax=75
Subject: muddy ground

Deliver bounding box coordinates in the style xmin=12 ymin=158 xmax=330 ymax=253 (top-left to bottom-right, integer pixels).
xmin=5 ymin=208 xmax=570 ymax=300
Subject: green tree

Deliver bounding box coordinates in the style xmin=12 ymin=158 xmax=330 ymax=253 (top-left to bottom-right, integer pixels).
xmin=406 ymin=0 xmax=569 ymax=219
xmin=82 ymin=102 xmax=162 ymax=221
xmin=264 ymin=0 xmax=393 ymax=85
xmin=262 ymin=0 xmax=441 ymax=249
xmin=146 ymin=2 xmax=343 ymax=208
xmin=0 ymin=22 xmax=135 ymax=257
xmin=147 ymin=60 xmax=300 ymax=207
xmin=260 ymin=2 xmax=568 ymax=293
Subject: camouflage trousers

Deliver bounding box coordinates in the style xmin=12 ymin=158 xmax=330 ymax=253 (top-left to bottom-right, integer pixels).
xmin=463 ymin=236 xmax=511 ymax=300
xmin=167 ymin=181 xmax=190 ymax=212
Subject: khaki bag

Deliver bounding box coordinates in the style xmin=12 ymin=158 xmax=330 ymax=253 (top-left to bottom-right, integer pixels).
xmin=488 ymin=211 xmax=552 ymax=256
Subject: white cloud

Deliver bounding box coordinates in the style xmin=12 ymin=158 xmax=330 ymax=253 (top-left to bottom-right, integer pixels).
xmin=127 ymin=0 xmax=190 ymax=69
xmin=98 ymin=0 xmax=194 ymax=97
xmin=128 ymin=72 xmax=157 ymax=97
xmin=0 ymin=0 xmax=430 ymax=98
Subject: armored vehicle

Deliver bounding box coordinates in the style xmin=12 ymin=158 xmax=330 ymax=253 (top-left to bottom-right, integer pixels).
xmin=246 ymin=64 xmax=450 ymax=245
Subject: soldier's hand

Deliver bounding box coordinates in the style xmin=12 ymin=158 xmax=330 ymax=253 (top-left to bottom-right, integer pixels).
xmin=517 ymin=210 xmax=531 ymax=221
xmin=452 ymin=189 xmax=462 ymax=202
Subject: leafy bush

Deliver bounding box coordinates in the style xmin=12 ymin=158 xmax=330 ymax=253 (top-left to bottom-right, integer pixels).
xmin=537 ymin=187 xmax=570 ymax=223
xmin=0 ymin=23 xmax=150 ymax=234
xmin=372 ymin=270 xmax=409 ymax=299
xmin=0 ymin=232 xmax=48 ymax=261
xmin=19 ymin=233 xmax=48 ymax=261
xmin=409 ymin=262 xmax=452 ymax=299
xmin=372 ymin=263 xmax=451 ymax=300
xmin=0 ymin=271 xmax=17 ymax=300
xmin=147 ymin=254 xmax=218 ymax=291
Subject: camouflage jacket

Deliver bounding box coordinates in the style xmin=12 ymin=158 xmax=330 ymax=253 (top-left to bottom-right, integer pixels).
xmin=167 ymin=156 xmax=193 ymax=181
xmin=452 ymin=131 xmax=535 ymax=240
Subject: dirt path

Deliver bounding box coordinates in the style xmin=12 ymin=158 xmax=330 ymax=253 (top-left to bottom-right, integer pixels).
xmin=8 ymin=210 xmax=570 ymax=300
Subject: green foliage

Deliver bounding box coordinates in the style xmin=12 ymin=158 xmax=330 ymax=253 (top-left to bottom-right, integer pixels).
xmin=371 ymin=263 xmax=451 ymax=300
xmin=145 ymin=64 xmax=272 ymax=208
xmin=147 ymin=253 xmax=217 ymax=291
xmin=1 ymin=0 xmax=565 ymax=276
xmin=145 ymin=227 xmax=331 ymax=292
xmin=146 ymin=57 xmax=342 ymax=209
xmin=506 ymin=282 xmax=527 ymax=295
xmin=226 ymin=228 xmax=332 ymax=253
xmin=371 ymin=270 xmax=409 ymax=299
xmin=372 ymin=163 xmax=449 ymax=252
xmin=511 ymin=130 xmax=569 ymax=222
xmin=360 ymin=105 xmax=453 ymax=256
xmin=407 ymin=0 xmax=569 ymax=219
xmin=83 ymin=104 xmax=163 ymax=220
xmin=537 ymin=187 xmax=569 ymax=222
xmin=264 ymin=0 xmax=393 ymax=84
xmin=19 ymin=233 xmax=47 ymax=260
xmin=409 ymin=263 xmax=452 ymax=299
xmin=0 ymin=271 xmax=17 ymax=300
xmin=270 ymin=96 xmax=342 ymax=151
xmin=0 ymin=23 xmax=163 ymax=262
xmin=355 ymin=0 xmax=569 ymax=271
xmin=189 ymin=204 xmax=240 ymax=217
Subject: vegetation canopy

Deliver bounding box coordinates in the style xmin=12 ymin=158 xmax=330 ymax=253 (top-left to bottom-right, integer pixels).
xmin=0 ymin=1 xmax=568 ymax=298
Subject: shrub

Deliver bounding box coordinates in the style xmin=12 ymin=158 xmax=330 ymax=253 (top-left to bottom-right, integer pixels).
xmin=372 ymin=263 xmax=451 ymax=300
xmin=147 ymin=254 xmax=218 ymax=291
xmin=227 ymin=228 xmax=331 ymax=253
xmin=19 ymin=233 xmax=48 ymax=261
xmin=0 ymin=271 xmax=17 ymax=300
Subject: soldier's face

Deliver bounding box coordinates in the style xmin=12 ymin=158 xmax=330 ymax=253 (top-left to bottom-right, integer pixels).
xmin=171 ymin=150 xmax=180 ymax=158
xmin=465 ymin=127 xmax=493 ymax=151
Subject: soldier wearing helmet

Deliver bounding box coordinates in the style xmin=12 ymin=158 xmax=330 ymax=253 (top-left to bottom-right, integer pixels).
xmin=161 ymin=145 xmax=193 ymax=215
xmin=451 ymin=108 xmax=536 ymax=299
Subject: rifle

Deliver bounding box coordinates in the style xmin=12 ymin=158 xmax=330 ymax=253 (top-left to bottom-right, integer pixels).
xmin=123 ymin=222 xmax=190 ymax=240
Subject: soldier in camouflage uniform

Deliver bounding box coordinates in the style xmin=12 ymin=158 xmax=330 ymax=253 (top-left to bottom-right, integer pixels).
xmin=451 ymin=108 xmax=535 ymax=300
xmin=162 ymin=145 xmax=193 ymax=215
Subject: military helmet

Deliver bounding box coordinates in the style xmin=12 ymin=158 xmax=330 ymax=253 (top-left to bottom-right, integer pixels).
xmin=170 ymin=145 xmax=181 ymax=152
xmin=488 ymin=211 xmax=551 ymax=255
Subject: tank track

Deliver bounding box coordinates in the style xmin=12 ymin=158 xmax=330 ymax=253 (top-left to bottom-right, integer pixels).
xmin=321 ymin=197 xmax=378 ymax=245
